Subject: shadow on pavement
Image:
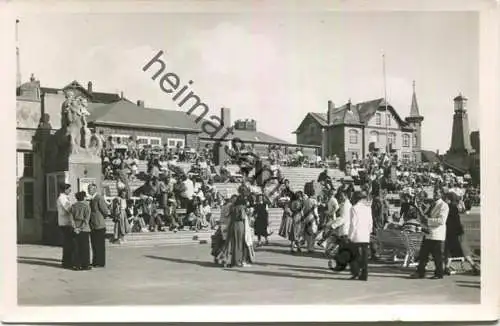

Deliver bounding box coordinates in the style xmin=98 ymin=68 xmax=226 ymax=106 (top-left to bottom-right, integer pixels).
xmin=144 ymin=255 xmax=219 ymax=268
xmin=456 ymin=280 xmax=481 ymax=289
xmin=227 ymin=268 xmax=341 ymax=281
xmin=252 ymin=261 xmax=326 ymax=270
xmin=457 ymin=284 xmax=481 ymax=289
xmin=17 ymin=259 xmax=62 ymax=269
xmin=257 ymin=247 xmax=327 ymax=260
xmin=18 ymin=256 xmax=60 ymax=262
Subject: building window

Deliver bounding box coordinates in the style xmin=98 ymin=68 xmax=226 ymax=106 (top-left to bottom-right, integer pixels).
xmin=111 ymin=134 xmax=129 ymax=143
xmin=403 ymin=134 xmax=410 ymax=147
xmin=23 ymin=152 xmax=34 ymax=178
xmin=388 ymin=132 xmax=396 ymax=145
xmin=150 ymin=137 xmax=161 ymax=146
xmin=387 ymin=113 xmax=391 ymax=126
xmin=23 ymin=181 xmax=34 ymax=219
xmin=413 ymin=134 xmax=418 ymax=147
xmin=111 ymin=134 xmax=130 ymax=149
xmin=375 ymin=113 xmax=381 ymax=125
xmin=167 ymin=138 xmax=185 ymax=149
xmin=137 ymin=136 xmax=162 ymax=147
xmin=46 ymin=172 xmax=67 ymax=212
xmin=137 ymin=137 xmax=149 ymax=146
xmin=348 ymin=129 xmax=359 ymax=144
xmin=17 ymin=151 xmax=34 ymax=179
xmin=369 ymin=131 xmax=379 ymax=143
xmin=402 ymin=152 xmax=411 ymax=162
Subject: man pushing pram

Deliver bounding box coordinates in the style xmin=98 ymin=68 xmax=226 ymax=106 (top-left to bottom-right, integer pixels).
xmin=319 ymin=190 xmax=354 ymax=271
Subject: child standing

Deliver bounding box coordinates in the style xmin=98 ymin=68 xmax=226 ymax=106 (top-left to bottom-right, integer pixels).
xmin=253 ymin=194 xmax=271 ymax=246
xmin=201 ymin=199 xmax=214 ymax=229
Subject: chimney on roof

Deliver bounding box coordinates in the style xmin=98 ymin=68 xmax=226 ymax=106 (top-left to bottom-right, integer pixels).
xmin=327 ymin=100 xmax=335 ymax=125
xmin=137 ymin=100 xmax=144 ymax=107
xmin=221 ymin=107 xmax=231 ymax=127
xmin=87 ymin=81 xmax=93 ymax=94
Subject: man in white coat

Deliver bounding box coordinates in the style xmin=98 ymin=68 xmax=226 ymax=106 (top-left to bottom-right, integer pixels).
xmin=411 ymin=186 xmax=449 ymax=279
xmin=348 ymin=191 xmax=373 ymax=281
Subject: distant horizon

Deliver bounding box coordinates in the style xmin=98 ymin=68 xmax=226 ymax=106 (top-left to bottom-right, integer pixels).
xmin=16 ymin=11 xmax=479 ymax=152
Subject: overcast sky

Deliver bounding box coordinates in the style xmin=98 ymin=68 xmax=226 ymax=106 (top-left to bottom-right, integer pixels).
xmin=17 ymin=11 xmax=479 ymax=152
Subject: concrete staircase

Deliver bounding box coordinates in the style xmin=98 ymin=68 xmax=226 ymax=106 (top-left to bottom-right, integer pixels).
xmin=102 ymin=162 xmax=345 ymax=198
xmin=105 ymin=208 xmax=285 ymax=247
xmin=100 ymin=163 xmax=346 ymax=247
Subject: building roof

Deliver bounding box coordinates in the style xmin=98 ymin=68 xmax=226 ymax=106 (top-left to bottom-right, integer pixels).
xmin=295 ymin=98 xmax=410 ymax=133
xmin=308 ymin=112 xmax=328 ymax=127
xmin=200 ymin=126 xmax=291 ymax=145
xmin=41 ymin=84 xmax=121 ymax=104
xmin=421 ymin=150 xmax=441 ymax=163
xmin=88 ymin=99 xmax=201 ymax=132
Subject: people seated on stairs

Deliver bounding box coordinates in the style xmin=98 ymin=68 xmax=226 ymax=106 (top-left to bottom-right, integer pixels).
xmin=140 ymin=195 xmax=164 ymax=232
xmin=183 ymin=195 xmax=208 ymax=231
xmin=202 ymin=199 xmax=215 ymax=230
xmin=127 ymin=199 xmax=148 ymax=233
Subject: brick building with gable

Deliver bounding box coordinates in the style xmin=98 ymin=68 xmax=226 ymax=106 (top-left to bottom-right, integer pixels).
xmin=294 ymin=82 xmax=424 ymax=166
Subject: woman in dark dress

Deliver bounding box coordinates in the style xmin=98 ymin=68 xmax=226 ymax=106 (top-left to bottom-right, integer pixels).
xmin=443 ymin=192 xmax=480 ymax=275
xmin=253 ymin=194 xmax=270 ymax=246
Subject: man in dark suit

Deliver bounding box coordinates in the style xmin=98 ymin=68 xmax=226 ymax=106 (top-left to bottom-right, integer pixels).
xmin=88 ymin=184 xmax=110 ymax=267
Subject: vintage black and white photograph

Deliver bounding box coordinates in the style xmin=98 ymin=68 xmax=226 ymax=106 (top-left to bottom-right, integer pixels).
xmin=4 ymin=0 xmax=500 ymax=323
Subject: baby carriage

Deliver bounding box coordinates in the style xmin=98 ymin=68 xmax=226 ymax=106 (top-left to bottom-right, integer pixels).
xmin=325 ymin=235 xmax=357 ymax=271
xmin=210 ymin=227 xmax=227 ymax=266
xmin=372 ymin=227 xmax=424 ymax=267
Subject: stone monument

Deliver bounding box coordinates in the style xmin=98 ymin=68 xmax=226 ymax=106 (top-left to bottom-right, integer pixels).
xmin=57 ymin=89 xmax=102 ymax=189
xmin=40 ymin=90 xmax=103 ymax=244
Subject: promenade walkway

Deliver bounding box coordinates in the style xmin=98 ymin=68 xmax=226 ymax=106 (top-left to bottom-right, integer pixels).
xmin=18 ymin=243 xmax=480 ymax=306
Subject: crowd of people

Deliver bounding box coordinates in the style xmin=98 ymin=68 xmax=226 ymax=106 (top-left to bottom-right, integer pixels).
xmin=209 ymin=150 xmax=480 ymax=281
xmin=57 ymin=131 xmax=480 ymax=278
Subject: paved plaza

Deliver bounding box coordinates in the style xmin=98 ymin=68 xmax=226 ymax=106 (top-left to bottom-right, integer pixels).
xmin=18 ymin=242 xmax=480 ymax=306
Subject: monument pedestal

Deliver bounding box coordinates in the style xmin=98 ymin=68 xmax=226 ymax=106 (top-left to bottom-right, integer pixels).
xmin=67 ymin=151 xmax=102 ymax=195
xmin=42 ymin=150 xmax=102 ymax=245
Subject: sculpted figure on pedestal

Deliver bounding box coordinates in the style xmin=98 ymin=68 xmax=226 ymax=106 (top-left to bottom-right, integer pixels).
xmin=58 ymin=90 xmax=100 ymax=158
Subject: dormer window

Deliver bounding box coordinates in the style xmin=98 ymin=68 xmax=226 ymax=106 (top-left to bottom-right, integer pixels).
xmin=375 ymin=113 xmax=381 ymax=125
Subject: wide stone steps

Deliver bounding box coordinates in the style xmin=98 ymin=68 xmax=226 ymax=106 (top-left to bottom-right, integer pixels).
xmin=103 ymin=164 xmax=345 ymax=197
xmin=105 ymin=208 xmax=285 ymax=247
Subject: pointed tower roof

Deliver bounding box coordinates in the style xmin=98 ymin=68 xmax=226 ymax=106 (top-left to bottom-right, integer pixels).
xmin=409 ymin=80 xmax=421 ymax=117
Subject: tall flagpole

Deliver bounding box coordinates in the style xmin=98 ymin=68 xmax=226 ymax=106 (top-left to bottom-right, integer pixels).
xmin=16 ymin=19 xmax=21 ymax=88
xmin=382 ymin=52 xmax=389 ymax=154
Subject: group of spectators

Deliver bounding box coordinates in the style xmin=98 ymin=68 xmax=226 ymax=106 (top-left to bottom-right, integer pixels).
xmin=100 ymin=132 xmax=214 ymax=181
xmin=270 ymin=150 xmax=480 ymax=280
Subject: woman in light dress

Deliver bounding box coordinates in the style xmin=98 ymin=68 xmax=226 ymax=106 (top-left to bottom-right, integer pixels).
xmin=111 ymin=189 xmax=130 ymax=244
